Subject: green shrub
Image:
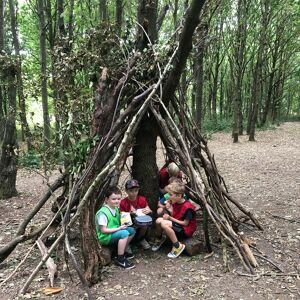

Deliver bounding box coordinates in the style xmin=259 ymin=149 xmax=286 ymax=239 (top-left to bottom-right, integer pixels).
xmin=19 ymin=150 xmax=40 ymax=168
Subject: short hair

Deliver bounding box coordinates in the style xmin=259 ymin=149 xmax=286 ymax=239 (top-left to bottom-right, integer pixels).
xmin=104 ymin=186 xmax=121 ymax=198
xmin=167 ymin=162 xmax=180 ymax=177
xmin=165 ymin=181 xmax=185 ymax=195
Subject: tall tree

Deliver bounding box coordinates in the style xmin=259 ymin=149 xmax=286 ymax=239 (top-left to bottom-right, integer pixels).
xmin=37 ymin=0 xmax=51 ymax=149
xmin=248 ymin=0 xmax=270 ymax=141
xmin=8 ymin=0 xmax=32 ymax=149
xmin=230 ymin=0 xmax=249 ymax=142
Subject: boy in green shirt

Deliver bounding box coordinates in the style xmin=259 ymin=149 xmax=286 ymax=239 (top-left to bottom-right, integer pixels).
xmin=96 ymin=186 xmax=136 ymax=269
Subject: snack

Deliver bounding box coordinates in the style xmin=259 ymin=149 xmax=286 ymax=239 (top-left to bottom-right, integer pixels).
xmin=120 ymin=212 xmax=133 ymax=226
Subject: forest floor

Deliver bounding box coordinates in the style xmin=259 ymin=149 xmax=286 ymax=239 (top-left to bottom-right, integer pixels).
xmin=0 ymin=122 xmax=300 ymax=300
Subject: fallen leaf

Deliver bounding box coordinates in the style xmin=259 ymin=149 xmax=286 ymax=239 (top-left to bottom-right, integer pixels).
xmin=42 ymin=287 xmax=64 ymax=295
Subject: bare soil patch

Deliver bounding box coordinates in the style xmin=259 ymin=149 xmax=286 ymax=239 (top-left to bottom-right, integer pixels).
xmin=1 ymin=122 xmax=299 ymax=300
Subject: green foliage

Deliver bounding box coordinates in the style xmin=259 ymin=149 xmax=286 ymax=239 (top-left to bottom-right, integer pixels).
xmin=19 ymin=150 xmax=40 ymax=168
xmin=202 ymin=118 xmax=233 ymax=134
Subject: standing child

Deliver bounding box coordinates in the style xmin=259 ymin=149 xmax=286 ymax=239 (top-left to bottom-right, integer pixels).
xmin=95 ymin=186 xmax=136 ymax=269
xmin=152 ymin=181 xmax=197 ymax=258
xmin=120 ymin=179 xmax=152 ymax=250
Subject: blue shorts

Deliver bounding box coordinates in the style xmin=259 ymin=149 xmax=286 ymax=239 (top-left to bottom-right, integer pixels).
xmin=109 ymin=227 xmax=136 ymax=245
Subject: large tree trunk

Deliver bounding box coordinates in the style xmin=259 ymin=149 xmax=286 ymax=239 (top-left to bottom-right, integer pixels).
xmin=37 ymin=0 xmax=51 ymax=149
xmin=132 ymin=0 xmax=159 ymax=207
xmin=0 ymin=64 xmax=18 ymax=199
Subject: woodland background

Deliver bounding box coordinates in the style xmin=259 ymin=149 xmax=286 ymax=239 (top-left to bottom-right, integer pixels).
xmin=0 ymin=0 xmax=300 ymax=298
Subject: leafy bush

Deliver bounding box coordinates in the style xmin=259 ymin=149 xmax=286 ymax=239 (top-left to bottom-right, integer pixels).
xmin=19 ymin=150 xmax=40 ymax=168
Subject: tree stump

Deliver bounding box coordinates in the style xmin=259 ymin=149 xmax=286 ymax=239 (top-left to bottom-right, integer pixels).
xmin=100 ymin=246 xmax=114 ymax=265
xmin=182 ymin=237 xmax=203 ymax=256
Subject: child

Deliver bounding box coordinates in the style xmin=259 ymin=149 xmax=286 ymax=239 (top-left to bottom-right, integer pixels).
xmin=152 ymin=181 xmax=197 ymax=258
xmin=95 ymin=186 xmax=136 ymax=269
xmin=120 ymin=179 xmax=152 ymax=250
xmin=157 ymin=177 xmax=183 ymax=216
xmin=159 ymin=162 xmax=183 ymax=194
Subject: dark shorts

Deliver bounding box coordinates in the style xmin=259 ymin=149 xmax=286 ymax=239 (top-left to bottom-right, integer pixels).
xmin=172 ymin=222 xmax=188 ymax=240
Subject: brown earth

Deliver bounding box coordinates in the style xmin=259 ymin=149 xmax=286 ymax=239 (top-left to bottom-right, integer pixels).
xmin=0 ymin=122 xmax=299 ymax=300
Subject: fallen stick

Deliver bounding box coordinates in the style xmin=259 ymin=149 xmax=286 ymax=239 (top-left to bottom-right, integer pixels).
xmin=36 ymin=239 xmax=57 ymax=287
xmin=236 ymin=271 xmax=300 ymax=278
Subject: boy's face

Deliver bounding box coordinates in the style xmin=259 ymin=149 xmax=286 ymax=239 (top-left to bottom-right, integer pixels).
xmin=126 ymin=187 xmax=139 ymax=201
xmin=105 ymin=193 xmax=122 ymax=208
xmin=168 ymin=192 xmax=183 ymax=203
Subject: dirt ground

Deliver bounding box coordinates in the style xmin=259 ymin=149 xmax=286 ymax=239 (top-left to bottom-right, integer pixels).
xmin=0 ymin=122 xmax=299 ymax=300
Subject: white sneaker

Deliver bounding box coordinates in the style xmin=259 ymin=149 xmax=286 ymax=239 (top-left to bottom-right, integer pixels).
xmin=139 ymin=238 xmax=151 ymax=250
xmin=125 ymin=244 xmax=133 ymax=254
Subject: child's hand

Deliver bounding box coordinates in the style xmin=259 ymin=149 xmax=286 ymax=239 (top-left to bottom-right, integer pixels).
xmin=119 ymin=225 xmax=127 ymax=230
xmin=163 ymin=214 xmax=170 ymax=220
xmin=142 ymin=207 xmax=151 ymax=214
xmin=165 ymin=200 xmax=171 ymax=209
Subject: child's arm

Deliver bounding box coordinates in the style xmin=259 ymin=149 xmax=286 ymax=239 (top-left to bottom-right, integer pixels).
xmin=99 ymin=224 xmax=127 ymax=234
xmin=163 ymin=214 xmax=190 ymax=226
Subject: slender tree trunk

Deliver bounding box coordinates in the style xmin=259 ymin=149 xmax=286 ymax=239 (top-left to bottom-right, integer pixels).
xmin=248 ymin=0 xmax=269 ymax=141
xmin=99 ymin=0 xmax=107 ymax=22
xmin=8 ymin=0 xmax=32 ymax=149
xmin=0 ymin=0 xmax=5 ymax=141
xmin=37 ymin=0 xmax=51 ymax=149
xmin=194 ymin=24 xmax=207 ymax=129
xmin=231 ymin=0 xmax=248 ymax=142
xmin=115 ymin=0 xmax=123 ymax=36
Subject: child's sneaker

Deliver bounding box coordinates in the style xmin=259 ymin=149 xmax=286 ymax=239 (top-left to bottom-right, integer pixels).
xmin=124 ymin=251 xmax=134 ymax=259
xmin=115 ymin=257 xmax=135 ymax=269
xmin=151 ymin=235 xmax=167 ymax=252
xmin=167 ymin=243 xmax=185 ymax=258
xmin=139 ymin=238 xmax=151 ymax=250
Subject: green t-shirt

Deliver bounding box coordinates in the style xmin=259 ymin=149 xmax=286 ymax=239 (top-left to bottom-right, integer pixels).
xmin=95 ymin=205 xmax=120 ymax=245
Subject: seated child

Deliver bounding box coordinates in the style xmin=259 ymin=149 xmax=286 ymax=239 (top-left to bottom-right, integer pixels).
xmin=159 ymin=162 xmax=183 ymax=195
xmin=157 ymin=177 xmax=183 ymax=216
xmin=120 ymin=179 xmax=152 ymax=250
xmin=95 ymin=186 xmax=136 ymax=269
xmin=152 ymin=181 xmax=197 ymax=258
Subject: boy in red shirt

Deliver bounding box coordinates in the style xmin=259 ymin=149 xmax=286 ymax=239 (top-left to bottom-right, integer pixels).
xmin=152 ymin=181 xmax=197 ymax=258
xmin=120 ymin=179 xmax=152 ymax=250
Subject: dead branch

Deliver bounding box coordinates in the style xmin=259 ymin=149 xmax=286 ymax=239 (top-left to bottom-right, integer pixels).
xmin=36 ymin=239 xmax=57 ymax=287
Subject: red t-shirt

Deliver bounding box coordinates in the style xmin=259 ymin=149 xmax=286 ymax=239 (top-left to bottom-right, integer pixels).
xmin=120 ymin=195 xmax=148 ymax=212
xmin=159 ymin=167 xmax=169 ymax=189
xmin=159 ymin=166 xmax=183 ymax=189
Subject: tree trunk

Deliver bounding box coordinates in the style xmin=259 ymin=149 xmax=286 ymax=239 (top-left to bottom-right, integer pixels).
xmin=0 ymin=0 xmax=4 ymax=138
xmin=115 ymin=0 xmax=123 ymax=36
xmin=37 ymin=0 xmax=51 ymax=149
xmin=194 ymin=24 xmax=208 ymax=129
xmin=0 ymin=64 xmax=18 ymax=199
xmin=231 ymin=0 xmax=248 ymax=142
xmin=248 ymin=0 xmax=269 ymax=141
xmin=132 ymin=0 xmax=159 ymax=208
xmin=8 ymin=0 xmax=32 ymax=149
xmin=99 ymin=0 xmax=107 ymax=22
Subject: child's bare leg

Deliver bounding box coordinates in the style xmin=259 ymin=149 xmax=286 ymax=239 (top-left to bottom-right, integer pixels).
xmin=155 ymin=217 xmax=164 ymax=238
xmin=117 ymin=237 xmax=129 ymax=255
xmin=161 ymin=220 xmax=177 ymax=243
